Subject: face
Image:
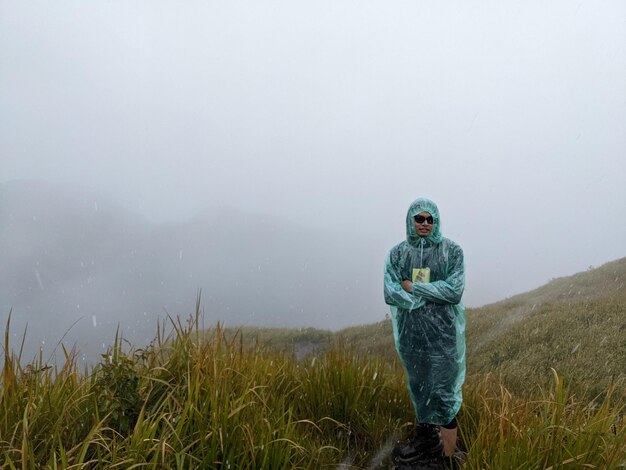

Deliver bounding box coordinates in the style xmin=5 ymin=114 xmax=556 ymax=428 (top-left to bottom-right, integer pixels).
xmin=413 ymin=211 xmax=434 ymax=238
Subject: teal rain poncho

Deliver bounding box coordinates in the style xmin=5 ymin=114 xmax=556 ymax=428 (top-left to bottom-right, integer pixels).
xmin=384 ymin=198 xmax=466 ymax=425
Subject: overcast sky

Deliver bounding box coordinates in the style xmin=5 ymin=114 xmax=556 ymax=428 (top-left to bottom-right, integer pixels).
xmin=2 ymin=0 xmax=625 ymax=312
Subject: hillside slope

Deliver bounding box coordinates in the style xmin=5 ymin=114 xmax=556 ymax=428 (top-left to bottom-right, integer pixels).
xmin=467 ymin=256 xmax=626 ymax=352
xmin=465 ymin=257 xmax=626 ymax=395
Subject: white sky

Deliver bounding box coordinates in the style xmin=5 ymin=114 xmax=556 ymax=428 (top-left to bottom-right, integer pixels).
xmin=2 ymin=0 xmax=625 ymax=308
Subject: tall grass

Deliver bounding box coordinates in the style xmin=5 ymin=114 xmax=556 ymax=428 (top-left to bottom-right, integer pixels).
xmin=461 ymin=371 xmax=625 ymax=469
xmin=1 ymin=310 xmax=624 ymax=469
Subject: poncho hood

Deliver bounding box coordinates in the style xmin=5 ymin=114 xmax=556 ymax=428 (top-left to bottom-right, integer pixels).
xmin=405 ymin=198 xmax=443 ymax=246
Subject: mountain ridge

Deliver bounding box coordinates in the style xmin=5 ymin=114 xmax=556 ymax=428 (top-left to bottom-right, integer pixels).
xmin=0 ymin=180 xmax=382 ymax=362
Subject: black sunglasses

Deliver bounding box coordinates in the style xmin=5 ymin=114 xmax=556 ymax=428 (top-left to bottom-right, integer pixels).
xmin=414 ymin=215 xmax=434 ymax=225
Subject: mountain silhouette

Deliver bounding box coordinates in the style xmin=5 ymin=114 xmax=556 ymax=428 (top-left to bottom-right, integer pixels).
xmin=0 ymin=180 xmax=382 ymax=363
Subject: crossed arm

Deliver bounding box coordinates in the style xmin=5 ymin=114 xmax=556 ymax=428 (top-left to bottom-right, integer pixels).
xmin=385 ymin=244 xmax=465 ymax=308
xmin=406 ymin=245 xmax=465 ymax=305
xmin=384 ymin=251 xmax=425 ymax=310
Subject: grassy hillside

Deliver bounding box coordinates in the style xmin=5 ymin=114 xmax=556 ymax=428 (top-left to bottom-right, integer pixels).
xmin=466 ymin=257 xmax=626 ymax=396
xmin=467 ymin=256 xmax=626 ymax=349
xmin=1 ymin=315 xmax=624 ymax=469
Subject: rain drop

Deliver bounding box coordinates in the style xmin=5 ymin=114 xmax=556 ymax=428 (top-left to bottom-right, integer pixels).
xmin=34 ymin=269 xmax=44 ymax=290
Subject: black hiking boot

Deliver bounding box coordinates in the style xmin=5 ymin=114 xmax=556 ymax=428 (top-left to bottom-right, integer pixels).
xmin=392 ymin=424 xmax=443 ymax=466
xmin=394 ymin=459 xmax=442 ymax=470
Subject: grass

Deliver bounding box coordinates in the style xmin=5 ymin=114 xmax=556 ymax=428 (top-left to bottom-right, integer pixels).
xmin=1 ymin=259 xmax=624 ymax=468
xmin=469 ymin=299 xmax=626 ymax=397
xmin=1 ymin=307 xmax=625 ymax=469
xmin=465 ymin=258 xmax=626 ymax=398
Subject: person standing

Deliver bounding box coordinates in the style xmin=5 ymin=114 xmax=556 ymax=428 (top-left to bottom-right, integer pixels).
xmin=384 ymin=198 xmax=466 ymax=468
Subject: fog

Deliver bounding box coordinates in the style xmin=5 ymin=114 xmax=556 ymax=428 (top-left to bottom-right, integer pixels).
xmin=1 ymin=0 xmax=625 ymax=362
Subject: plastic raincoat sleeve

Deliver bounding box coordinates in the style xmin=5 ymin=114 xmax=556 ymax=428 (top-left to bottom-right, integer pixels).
xmin=384 ymin=251 xmax=425 ymax=311
xmin=411 ymin=244 xmax=465 ymax=305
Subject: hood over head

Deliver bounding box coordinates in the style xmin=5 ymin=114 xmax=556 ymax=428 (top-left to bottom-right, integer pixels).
xmin=405 ymin=198 xmax=443 ymax=246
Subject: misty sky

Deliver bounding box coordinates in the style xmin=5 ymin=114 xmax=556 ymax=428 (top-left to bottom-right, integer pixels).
xmin=1 ymin=0 xmax=625 ymax=314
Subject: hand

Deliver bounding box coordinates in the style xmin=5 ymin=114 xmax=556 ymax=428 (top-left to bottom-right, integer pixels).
xmin=401 ymin=280 xmax=413 ymax=293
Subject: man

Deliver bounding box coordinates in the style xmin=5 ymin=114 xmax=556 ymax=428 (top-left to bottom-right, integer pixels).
xmin=384 ymin=198 xmax=466 ymax=469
